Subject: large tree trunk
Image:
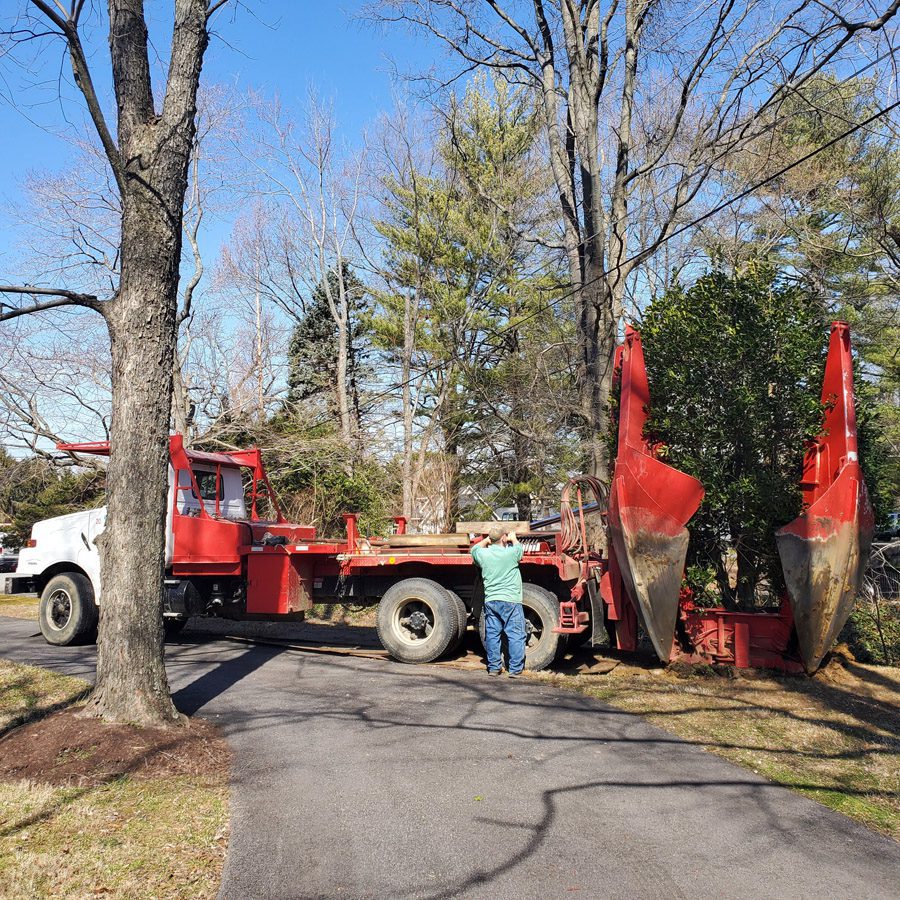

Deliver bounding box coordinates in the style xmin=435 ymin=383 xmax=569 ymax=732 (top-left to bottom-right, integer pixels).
xmin=79 ymin=0 xmax=211 ymax=725
xmin=86 ymin=182 xmax=185 ymax=723
xmin=90 ymin=307 xmax=177 ymax=722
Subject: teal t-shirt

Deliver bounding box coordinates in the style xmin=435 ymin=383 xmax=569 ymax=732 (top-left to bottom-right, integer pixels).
xmin=471 ymin=543 xmax=526 ymax=603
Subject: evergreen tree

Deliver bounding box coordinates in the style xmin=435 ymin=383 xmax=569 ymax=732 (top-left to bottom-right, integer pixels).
xmin=714 ymin=74 xmax=900 ymax=515
xmin=287 ymin=264 xmax=370 ymax=436
xmin=640 ymin=265 xmax=829 ymax=608
xmin=374 ymin=76 xmax=575 ymax=526
xmin=0 ymin=450 xmax=105 ymax=548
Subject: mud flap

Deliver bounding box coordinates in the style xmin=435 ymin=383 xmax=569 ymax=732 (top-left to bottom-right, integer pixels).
xmin=587 ymin=576 xmax=606 ymax=647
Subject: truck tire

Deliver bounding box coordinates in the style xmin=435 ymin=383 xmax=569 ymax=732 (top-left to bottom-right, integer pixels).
xmin=478 ymin=583 xmax=562 ymax=672
xmin=164 ymin=617 xmax=188 ymax=638
xmin=377 ymin=578 xmax=458 ymax=664
xmin=445 ymin=589 xmax=469 ymax=652
xmin=38 ymin=573 xmax=98 ymax=646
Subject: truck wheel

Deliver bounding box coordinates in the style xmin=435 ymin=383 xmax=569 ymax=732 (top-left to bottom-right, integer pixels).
xmin=39 ymin=573 xmax=97 ymax=646
xmin=478 ymin=583 xmax=562 ymax=672
xmin=164 ymin=617 xmax=188 ymax=638
xmin=377 ymin=578 xmax=458 ymax=664
xmin=445 ymin=589 xmax=469 ymax=652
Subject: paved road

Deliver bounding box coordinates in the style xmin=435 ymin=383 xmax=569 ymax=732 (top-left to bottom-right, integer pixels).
xmin=1 ymin=617 xmax=897 ymax=900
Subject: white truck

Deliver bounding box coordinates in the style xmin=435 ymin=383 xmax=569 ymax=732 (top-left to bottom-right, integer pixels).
xmin=6 ymin=435 xmax=293 ymax=647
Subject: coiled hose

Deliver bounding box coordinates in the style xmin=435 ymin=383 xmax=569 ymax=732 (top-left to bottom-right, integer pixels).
xmin=559 ymin=475 xmax=609 ymax=556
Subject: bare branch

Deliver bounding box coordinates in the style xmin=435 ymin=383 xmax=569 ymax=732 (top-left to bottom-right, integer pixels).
xmin=27 ymin=1 xmax=126 ymax=193
xmin=0 ymin=285 xmax=104 ymax=322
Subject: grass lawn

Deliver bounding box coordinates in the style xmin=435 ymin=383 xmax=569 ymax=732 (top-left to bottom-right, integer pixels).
xmin=0 ymin=658 xmax=230 ymax=898
xmin=0 ymin=594 xmax=39 ymax=621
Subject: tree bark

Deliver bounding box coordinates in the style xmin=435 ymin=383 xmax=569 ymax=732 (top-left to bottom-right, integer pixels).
xmin=400 ymin=286 xmax=417 ymax=521
xmin=90 ymin=254 xmax=180 ymax=723
xmin=47 ymin=0 xmax=215 ymax=726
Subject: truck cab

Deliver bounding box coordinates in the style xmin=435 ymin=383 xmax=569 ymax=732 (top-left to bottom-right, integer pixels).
xmin=10 ymin=434 xmax=311 ymax=645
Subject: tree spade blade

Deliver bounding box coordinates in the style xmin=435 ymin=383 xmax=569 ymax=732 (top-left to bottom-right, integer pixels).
xmin=776 ymin=465 xmax=873 ymax=673
xmin=608 ymin=449 xmax=704 ymax=662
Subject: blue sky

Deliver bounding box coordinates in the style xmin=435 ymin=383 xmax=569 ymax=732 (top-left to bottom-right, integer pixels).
xmin=0 ymin=1 xmax=434 ymax=273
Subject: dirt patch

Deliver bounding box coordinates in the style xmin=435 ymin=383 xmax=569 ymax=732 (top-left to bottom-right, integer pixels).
xmin=0 ymin=660 xmax=230 ymax=898
xmin=0 ymin=709 xmax=230 ymax=788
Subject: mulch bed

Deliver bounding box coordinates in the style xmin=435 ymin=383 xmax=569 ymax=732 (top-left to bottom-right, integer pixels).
xmin=0 ymin=709 xmax=231 ymax=788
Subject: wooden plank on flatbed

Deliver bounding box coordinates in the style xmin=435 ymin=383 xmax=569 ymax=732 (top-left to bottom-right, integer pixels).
xmin=454 ymin=521 xmax=529 ymax=534
xmin=382 ymin=534 xmax=472 ymax=548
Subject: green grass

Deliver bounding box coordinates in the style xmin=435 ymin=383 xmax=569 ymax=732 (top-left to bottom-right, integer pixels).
xmin=0 ymin=776 xmax=228 ymax=898
xmin=0 ymin=659 xmax=89 ymax=732
xmin=0 ymin=594 xmax=38 ymax=621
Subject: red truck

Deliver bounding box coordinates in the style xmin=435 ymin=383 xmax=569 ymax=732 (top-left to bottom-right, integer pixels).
xmin=11 ymin=433 xmax=587 ymax=670
xmin=10 ymin=322 xmax=871 ymax=675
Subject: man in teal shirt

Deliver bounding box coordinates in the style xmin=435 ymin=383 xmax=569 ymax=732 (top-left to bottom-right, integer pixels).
xmin=471 ymin=527 xmax=526 ymax=676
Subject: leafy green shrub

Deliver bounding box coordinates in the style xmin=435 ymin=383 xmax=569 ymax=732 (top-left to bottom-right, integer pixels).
xmin=641 ymin=263 xmax=828 ymax=608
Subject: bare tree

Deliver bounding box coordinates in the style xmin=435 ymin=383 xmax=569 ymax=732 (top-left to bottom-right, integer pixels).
xmin=0 ymin=316 xmax=112 ymax=457
xmin=373 ymin=0 xmax=900 ymax=475
xmin=173 ymin=84 xmax=245 ymax=439
xmin=214 ymin=202 xmax=296 ymax=423
xmin=239 ymin=93 xmax=369 ymax=456
xmin=1 ymin=0 xmax=229 ymax=725
xmin=0 ymin=85 xmax=243 ymax=450
xmin=368 ymin=101 xmax=451 ymax=521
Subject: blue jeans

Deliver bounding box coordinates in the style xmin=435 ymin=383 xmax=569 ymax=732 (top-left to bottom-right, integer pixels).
xmin=484 ymin=600 xmax=526 ymax=674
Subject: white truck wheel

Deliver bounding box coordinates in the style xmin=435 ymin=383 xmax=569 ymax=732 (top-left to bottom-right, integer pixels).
xmin=38 ymin=573 xmax=98 ymax=646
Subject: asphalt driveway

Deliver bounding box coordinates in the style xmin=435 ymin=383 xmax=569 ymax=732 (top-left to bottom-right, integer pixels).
xmin=1 ymin=617 xmax=897 ymax=899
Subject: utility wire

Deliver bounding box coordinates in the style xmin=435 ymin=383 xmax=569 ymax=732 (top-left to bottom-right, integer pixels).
xmin=190 ymin=56 xmax=900 ymax=445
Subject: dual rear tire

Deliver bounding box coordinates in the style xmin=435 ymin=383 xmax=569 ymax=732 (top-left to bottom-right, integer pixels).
xmin=377 ymin=577 xmax=562 ymax=671
xmin=376 ymin=578 xmax=466 ymax=665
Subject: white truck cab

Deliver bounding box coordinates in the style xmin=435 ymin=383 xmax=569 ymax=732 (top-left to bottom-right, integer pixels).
xmin=9 ymin=456 xmax=249 ymax=646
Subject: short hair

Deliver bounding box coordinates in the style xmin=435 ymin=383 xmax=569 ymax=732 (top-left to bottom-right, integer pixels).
xmin=487 ymin=527 xmax=505 ymax=543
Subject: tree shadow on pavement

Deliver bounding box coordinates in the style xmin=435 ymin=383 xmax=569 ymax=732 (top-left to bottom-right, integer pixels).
xmin=170 ymin=641 xmax=285 ymax=716
xmin=210 ymin=652 xmax=899 ymax=900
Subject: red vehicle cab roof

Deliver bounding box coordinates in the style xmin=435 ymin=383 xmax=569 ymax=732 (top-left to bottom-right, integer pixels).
xmin=57 ymin=435 xmax=250 ymax=468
